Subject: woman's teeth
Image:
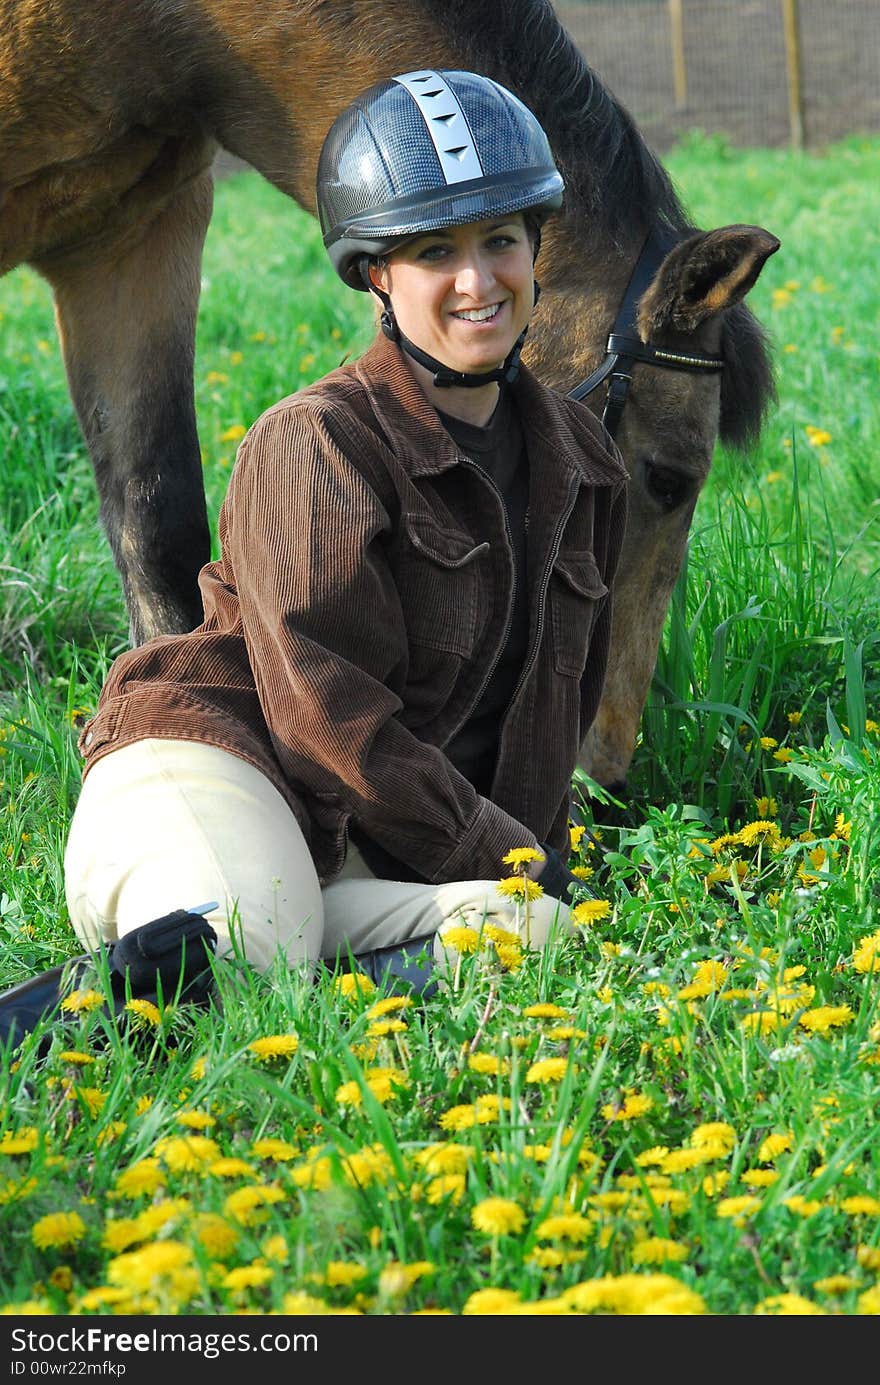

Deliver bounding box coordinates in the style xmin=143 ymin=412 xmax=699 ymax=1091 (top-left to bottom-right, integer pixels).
xmin=454 ymin=304 xmax=500 ymax=321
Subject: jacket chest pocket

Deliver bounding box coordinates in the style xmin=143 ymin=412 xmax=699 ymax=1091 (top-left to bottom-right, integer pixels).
xmin=397 ymin=513 xmax=489 ymax=657
xmin=550 ymin=549 xmax=608 ymax=677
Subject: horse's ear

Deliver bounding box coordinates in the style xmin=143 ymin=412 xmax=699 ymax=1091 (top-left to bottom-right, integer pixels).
xmin=638 ymin=225 xmax=780 ymax=338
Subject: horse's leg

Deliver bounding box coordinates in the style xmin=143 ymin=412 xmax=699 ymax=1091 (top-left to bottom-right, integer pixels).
xmin=33 ymin=161 xmax=215 ymax=644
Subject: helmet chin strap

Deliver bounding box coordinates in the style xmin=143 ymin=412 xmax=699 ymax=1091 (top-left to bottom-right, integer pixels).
xmin=363 ymin=262 xmax=540 ymax=390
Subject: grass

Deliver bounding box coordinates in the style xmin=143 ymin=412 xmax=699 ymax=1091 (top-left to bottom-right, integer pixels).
xmin=0 ymin=135 xmax=878 ymax=1317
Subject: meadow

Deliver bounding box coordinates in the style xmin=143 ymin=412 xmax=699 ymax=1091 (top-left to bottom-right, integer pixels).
xmin=0 ymin=132 xmax=878 ymax=1317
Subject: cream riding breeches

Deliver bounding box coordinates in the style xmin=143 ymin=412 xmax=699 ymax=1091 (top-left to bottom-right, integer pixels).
xmin=64 ymin=739 xmax=574 ymax=974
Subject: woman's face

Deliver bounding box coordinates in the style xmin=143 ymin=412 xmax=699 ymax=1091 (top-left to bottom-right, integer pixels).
xmin=369 ymin=214 xmax=535 ymax=377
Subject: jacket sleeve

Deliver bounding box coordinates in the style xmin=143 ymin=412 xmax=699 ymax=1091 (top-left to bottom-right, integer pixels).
xmin=224 ymin=401 xmax=538 ymax=884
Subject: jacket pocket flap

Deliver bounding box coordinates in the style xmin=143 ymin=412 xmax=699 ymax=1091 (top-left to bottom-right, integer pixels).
xmin=404 ymin=513 xmax=489 ymax=569
xmin=553 ymin=550 xmax=608 ymax=600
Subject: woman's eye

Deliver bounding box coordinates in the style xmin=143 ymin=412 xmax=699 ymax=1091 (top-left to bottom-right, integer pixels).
xmin=416 ymin=244 xmax=450 ymax=262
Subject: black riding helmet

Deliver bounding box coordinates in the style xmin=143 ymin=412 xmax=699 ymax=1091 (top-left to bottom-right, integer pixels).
xmin=316 ymin=69 xmax=565 ymax=388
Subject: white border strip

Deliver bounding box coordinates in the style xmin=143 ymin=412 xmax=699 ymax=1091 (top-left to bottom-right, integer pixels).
xmin=393 ymin=70 xmax=485 ymax=184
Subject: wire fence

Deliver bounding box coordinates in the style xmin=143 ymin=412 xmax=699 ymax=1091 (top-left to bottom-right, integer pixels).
xmin=555 ymin=0 xmax=880 ymax=151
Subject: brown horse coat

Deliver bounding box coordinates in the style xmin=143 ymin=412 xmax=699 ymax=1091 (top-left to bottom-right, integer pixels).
xmin=0 ymin=0 xmax=779 ymax=788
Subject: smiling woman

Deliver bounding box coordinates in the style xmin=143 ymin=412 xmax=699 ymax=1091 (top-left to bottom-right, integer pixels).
xmin=62 ymin=69 xmax=628 ymax=996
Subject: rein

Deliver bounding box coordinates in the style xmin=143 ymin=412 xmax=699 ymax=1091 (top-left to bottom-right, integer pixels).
xmin=567 ymin=229 xmax=724 ymax=438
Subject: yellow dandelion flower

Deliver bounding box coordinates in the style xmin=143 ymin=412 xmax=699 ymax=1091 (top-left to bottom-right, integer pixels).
xmin=632 ymin=1237 xmax=689 ymax=1265
xmin=522 ymin=1002 xmax=569 ymax=1019
xmin=813 ymin=1274 xmax=859 ymax=1295
xmin=437 ymin=924 xmax=481 ymax=954
xmin=438 ymin=1104 xmax=477 ymax=1132
xmin=601 ymin=1091 xmax=653 ymax=1121
xmin=571 ymin=898 xmax=612 ymax=926
xmin=496 ymin=875 xmax=543 ymax=900
xmin=857 ymin=1245 xmax=880 ymax=1271
xmin=471 ymin=1197 xmax=525 ymax=1236
xmin=223 ymin=1184 xmax=286 ymax=1225
xmin=501 ymin=846 xmax=545 ymax=868
xmin=154 ymin=1135 xmax=221 ymax=1171
xmin=799 ymin=1005 xmax=853 ymax=1033
xmin=758 ymin=1131 xmax=793 ymax=1163
xmin=334 ymin=972 xmax=376 ymax=1000
xmin=31 ymin=1211 xmax=87 ymax=1250
xmin=366 ymin=996 xmax=413 ymax=1019
xmin=781 ymin=1194 xmax=823 ymax=1217
xmin=124 ymin=998 xmax=161 ymax=1026
xmin=222 ymin=1263 xmax=274 ymax=1291
xmin=193 ymin=1213 xmax=239 ymax=1258
xmin=251 ymin=1138 xmax=298 ymax=1162
xmin=853 ymin=930 xmax=880 ymax=974
xmin=425 ymin=1173 xmax=466 ymax=1205
xmin=56 ymin=1050 xmax=95 ymax=1067
xmin=467 ymin=1053 xmax=510 ymax=1076
xmin=247 ymin=1034 xmax=299 ymax=1062
xmin=175 ymin=1109 xmax=216 ymax=1130
xmin=569 ymin=824 xmax=587 ymax=850
xmin=840 ymin=1196 xmax=880 ymax=1217
xmin=754 ymin=1292 xmax=826 ymax=1315
xmin=571 ymin=864 xmax=594 ymax=880
xmin=220 ymin=423 xmax=247 ymax=443
xmin=716 ymin=1195 xmax=761 ymax=1221
xmin=207 ymin=1158 xmax=255 ymax=1179
xmin=111 ymin=1161 xmax=166 ymax=1200
xmin=59 ymin=989 xmax=105 ymax=1014
xmin=494 ymin=942 xmax=524 ymax=971
xmin=534 ymin=1213 xmax=592 ymax=1242
xmin=526 ymin=1057 xmax=573 ymax=1084
xmin=463 ymin=1287 xmax=523 ymax=1314
xmin=413 ymin=1143 xmax=471 ymax=1176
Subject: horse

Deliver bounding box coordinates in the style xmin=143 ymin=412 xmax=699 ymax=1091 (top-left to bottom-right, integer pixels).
xmin=0 ymin=0 xmax=779 ymax=792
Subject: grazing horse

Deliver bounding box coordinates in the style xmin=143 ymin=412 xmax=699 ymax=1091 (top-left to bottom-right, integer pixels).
xmin=0 ymin=0 xmax=779 ymax=791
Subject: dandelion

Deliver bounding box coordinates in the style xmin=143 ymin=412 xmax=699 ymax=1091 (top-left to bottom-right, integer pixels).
xmin=782 ymin=1195 xmax=822 ymax=1217
xmin=798 ymin=1005 xmax=853 ymax=1033
xmin=175 ymin=1109 xmax=216 ymax=1130
xmin=31 ymin=1211 xmax=87 ymax=1251
xmin=571 ymin=898 xmax=611 ymax=926
xmin=534 ymin=1213 xmax=592 ymax=1242
xmin=437 ymin=925 xmax=480 ymax=954
xmin=471 ymin=1197 xmax=525 ymax=1236
xmin=413 ymin=1143 xmax=471 ymax=1176
xmin=773 ymin=747 xmax=795 ymax=763
xmin=805 ymin=426 xmax=832 ymax=447
xmin=247 ymin=1034 xmax=299 ymax=1062
xmin=59 ymin=989 xmax=105 ymax=1014
xmin=367 ymin=996 xmax=413 ymax=1019
xmin=425 ymin=1173 xmax=466 ymax=1205
xmin=463 ymin=1287 xmax=523 ymax=1314
xmin=222 ymin=1263 xmax=274 ymax=1291
xmin=208 ymin=1158 xmax=255 ymax=1179
xmin=334 ymin=972 xmax=376 ymax=1000
xmin=111 ymin=1161 xmax=166 ymax=1200
xmin=223 ymin=1185 xmax=286 ymax=1226
xmin=501 ymin=846 xmax=544 ymax=869
xmin=220 ymin=423 xmax=247 ymax=443
xmin=496 ymin=875 xmax=543 ymax=900
xmin=754 ymin=1292 xmax=826 ymax=1315
xmin=839 ymin=1196 xmax=880 ymax=1217
xmin=852 ymin=930 xmax=880 ymax=974
xmin=758 ymin=1132 xmax=793 ymax=1163
xmin=193 ymin=1213 xmax=239 ymax=1258
xmin=600 ymin=1090 xmax=653 ymax=1122
xmin=251 ymin=1138 xmax=298 ymax=1162
xmin=569 ymin=824 xmax=586 ymax=850
xmin=716 ymin=1196 xmax=761 ymax=1221
xmin=632 ymin=1238 xmax=688 ymax=1265
xmin=467 ymin=1053 xmax=510 ymax=1076
xmin=124 ymin=998 xmax=162 ymax=1027
xmin=56 ymin=1050 xmax=95 ymax=1067
xmin=154 ymin=1135 xmax=221 ymax=1171
xmin=526 ymin=1057 xmax=572 ymax=1085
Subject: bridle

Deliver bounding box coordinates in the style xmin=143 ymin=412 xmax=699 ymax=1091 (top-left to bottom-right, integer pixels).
xmin=567 ymin=228 xmax=725 ymax=438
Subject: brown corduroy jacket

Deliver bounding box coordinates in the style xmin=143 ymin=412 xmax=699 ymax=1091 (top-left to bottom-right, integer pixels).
xmin=78 ymin=333 xmax=628 ymax=885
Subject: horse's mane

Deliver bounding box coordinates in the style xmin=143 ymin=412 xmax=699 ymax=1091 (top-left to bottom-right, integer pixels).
xmin=411 ymin=0 xmax=776 ymax=445
xmin=414 ymin=0 xmax=691 ymax=246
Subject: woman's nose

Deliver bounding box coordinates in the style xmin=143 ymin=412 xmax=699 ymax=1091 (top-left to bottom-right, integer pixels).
xmin=454 ymin=255 xmax=494 ymax=295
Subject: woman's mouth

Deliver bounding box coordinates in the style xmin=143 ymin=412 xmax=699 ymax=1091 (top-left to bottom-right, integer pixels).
xmin=451 ymin=303 xmax=502 ymax=322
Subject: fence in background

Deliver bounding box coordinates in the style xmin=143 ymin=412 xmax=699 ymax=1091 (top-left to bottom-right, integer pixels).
xmin=556 ymin=0 xmax=880 ymax=151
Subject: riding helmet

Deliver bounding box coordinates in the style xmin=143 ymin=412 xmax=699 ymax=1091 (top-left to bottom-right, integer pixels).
xmin=317 ymin=69 xmax=565 ymax=289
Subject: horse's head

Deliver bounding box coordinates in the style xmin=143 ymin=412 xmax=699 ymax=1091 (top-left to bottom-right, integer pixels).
xmin=526 ymin=221 xmax=780 ymax=793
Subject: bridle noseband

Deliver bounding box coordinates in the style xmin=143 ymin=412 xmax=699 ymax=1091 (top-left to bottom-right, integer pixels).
xmin=567 ymin=230 xmax=725 ymax=438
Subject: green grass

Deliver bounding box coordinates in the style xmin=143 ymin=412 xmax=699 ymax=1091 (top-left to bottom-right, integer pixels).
xmin=0 ymin=137 xmax=878 ymax=1316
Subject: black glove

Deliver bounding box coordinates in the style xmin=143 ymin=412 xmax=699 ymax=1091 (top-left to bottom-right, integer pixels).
xmin=537 ymin=843 xmax=593 ymax=903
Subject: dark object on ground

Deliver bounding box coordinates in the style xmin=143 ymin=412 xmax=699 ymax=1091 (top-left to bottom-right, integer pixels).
xmin=0 ymin=907 xmax=218 ymax=1055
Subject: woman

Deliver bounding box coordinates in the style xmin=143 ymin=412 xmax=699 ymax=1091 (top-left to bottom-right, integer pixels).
xmin=63 ymin=69 xmax=629 ymax=990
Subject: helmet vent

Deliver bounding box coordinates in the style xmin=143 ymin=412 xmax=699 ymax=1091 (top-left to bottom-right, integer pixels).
xmin=394 ymin=70 xmax=485 ymax=183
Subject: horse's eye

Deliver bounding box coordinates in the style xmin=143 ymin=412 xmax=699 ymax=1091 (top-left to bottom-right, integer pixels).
xmin=643 ymin=460 xmax=695 ymax=512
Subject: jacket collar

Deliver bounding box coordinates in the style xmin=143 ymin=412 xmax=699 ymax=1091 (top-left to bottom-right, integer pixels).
xmin=353 ymin=332 xmax=627 ymax=488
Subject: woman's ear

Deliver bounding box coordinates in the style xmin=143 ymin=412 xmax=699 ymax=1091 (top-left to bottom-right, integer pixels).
xmin=367 ymin=258 xmax=389 ymax=293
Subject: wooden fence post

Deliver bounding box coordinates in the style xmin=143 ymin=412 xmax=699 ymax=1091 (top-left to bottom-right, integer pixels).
xmin=781 ymin=0 xmax=805 ymax=149
xmin=669 ymin=0 xmax=687 ymax=110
